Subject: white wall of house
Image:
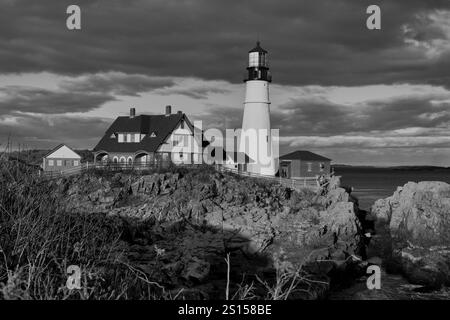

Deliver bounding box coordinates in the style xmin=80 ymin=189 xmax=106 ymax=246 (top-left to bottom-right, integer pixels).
xmin=158 ymin=121 xmax=202 ymax=164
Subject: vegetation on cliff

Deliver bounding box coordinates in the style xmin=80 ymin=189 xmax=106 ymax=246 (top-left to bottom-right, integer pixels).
xmin=0 ymin=155 xmax=364 ymax=300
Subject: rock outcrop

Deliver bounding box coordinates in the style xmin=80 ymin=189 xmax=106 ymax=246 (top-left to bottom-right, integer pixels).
xmin=371 ymin=181 xmax=450 ymax=288
xmin=56 ymin=168 xmax=363 ymax=298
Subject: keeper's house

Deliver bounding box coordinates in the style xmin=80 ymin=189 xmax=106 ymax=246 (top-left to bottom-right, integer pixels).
xmin=93 ymin=106 xmax=203 ymax=165
xmin=42 ymin=144 xmax=81 ymax=172
xmin=279 ymin=150 xmax=331 ymax=178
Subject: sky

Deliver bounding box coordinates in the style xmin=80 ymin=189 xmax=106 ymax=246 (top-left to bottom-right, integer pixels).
xmin=1 ymin=0 xmax=450 ymax=166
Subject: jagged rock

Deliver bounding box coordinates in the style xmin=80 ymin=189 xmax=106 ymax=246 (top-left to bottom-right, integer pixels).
xmin=56 ymin=169 xmax=363 ymax=298
xmin=371 ymin=181 xmax=450 ymax=287
xmin=182 ymin=257 xmax=211 ymax=283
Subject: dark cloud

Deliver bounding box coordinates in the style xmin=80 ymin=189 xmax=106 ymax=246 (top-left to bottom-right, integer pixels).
xmin=0 ymin=85 xmax=115 ymax=115
xmin=157 ymin=86 xmax=231 ymax=100
xmin=60 ymin=73 xmax=175 ymax=96
xmin=0 ymin=114 xmax=111 ymax=149
xmin=271 ymin=95 xmax=450 ymax=136
xmin=0 ymin=72 xmax=176 ymax=116
xmin=0 ymin=0 xmax=449 ymax=87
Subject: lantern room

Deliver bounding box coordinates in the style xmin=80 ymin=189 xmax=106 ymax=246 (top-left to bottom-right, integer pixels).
xmin=248 ymin=41 xmax=268 ymax=67
xmin=245 ymin=41 xmax=272 ymax=82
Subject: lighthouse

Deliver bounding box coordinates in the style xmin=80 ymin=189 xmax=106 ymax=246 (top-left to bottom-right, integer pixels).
xmin=239 ymin=41 xmax=277 ymax=176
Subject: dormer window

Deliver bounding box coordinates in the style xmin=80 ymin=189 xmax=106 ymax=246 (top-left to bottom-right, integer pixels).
xmin=118 ymin=133 xmax=141 ymax=143
xmin=180 ymin=121 xmax=185 ymax=129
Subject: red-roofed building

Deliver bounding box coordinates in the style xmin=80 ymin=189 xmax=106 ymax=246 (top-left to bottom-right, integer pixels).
xmin=279 ymin=150 xmax=331 ymax=178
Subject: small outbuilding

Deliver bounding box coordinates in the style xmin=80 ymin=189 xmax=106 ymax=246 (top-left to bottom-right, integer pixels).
xmin=42 ymin=144 xmax=81 ymax=172
xmin=279 ymin=150 xmax=331 ymax=178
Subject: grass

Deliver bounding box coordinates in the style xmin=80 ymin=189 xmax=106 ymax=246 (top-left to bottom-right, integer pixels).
xmin=0 ymin=152 xmax=171 ymax=299
xmin=0 ymin=146 xmax=332 ymax=300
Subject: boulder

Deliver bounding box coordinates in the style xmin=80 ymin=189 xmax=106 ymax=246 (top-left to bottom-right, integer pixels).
xmin=182 ymin=257 xmax=211 ymax=283
xmin=371 ymin=181 xmax=450 ymax=287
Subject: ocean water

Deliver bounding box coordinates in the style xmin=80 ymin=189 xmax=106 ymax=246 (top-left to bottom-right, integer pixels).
xmin=334 ymin=166 xmax=450 ymax=210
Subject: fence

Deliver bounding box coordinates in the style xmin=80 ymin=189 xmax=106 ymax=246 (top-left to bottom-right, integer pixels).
xmin=39 ymin=161 xmax=203 ymax=179
xmin=40 ymin=161 xmax=320 ymax=191
xmin=216 ymin=166 xmax=320 ymax=191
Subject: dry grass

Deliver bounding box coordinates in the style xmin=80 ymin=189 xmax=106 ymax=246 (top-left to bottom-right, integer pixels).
xmin=0 ymin=149 xmax=170 ymax=300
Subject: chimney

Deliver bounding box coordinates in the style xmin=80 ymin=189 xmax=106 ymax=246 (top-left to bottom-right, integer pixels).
xmin=165 ymin=105 xmax=172 ymax=116
xmin=130 ymin=107 xmax=136 ymax=118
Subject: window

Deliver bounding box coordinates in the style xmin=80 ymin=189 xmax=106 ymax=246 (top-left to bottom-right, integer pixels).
xmin=134 ymin=134 xmax=140 ymax=143
xmin=150 ymin=132 xmax=156 ymax=138
xmin=127 ymin=157 xmax=133 ymax=165
xmin=57 ymin=160 xmax=62 ymax=166
xmin=48 ymin=159 xmax=54 ymax=166
xmin=173 ymin=135 xmax=181 ymax=147
xmin=180 ymin=121 xmax=185 ymax=129
xmin=179 ymin=152 xmax=184 ymax=159
xmin=320 ymin=163 xmax=324 ymax=172
xmin=124 ymin=134 xmax=128 ymax=143
xmin=74 ymin=160 xmax=79 ymax=166
xmin=110 ymin=133 xmax=116 ymax=139
xmin=113 ymin=157 xmax=118 ymax=163
xmin=118 ymin=134 xmax=124 ymax=143
xmin=307 ymin=162 xmax=312 ymax=172
xmin=249 ymin=52 xmax=259 ymax=67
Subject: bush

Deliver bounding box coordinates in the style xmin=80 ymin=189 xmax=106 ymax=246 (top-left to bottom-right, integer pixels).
xmin=0 ymin=156 xmax=166 ymax=299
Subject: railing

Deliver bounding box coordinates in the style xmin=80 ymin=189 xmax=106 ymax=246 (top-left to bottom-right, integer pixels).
xmin=40 ymin=163 xmax=87 ymax=179
xmin=39 ymin=161 xmax=320 ymax=191
xmin=39 ymin=161 xmax=204 ymax=179
xmin=216 ymin=166 xmax=320 ymax=190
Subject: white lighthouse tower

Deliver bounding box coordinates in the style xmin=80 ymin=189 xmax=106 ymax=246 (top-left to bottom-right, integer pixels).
xmin=239 ymin=41 xmax=277 ymax=176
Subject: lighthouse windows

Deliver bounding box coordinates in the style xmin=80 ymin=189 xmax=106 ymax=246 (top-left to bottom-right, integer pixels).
xmin=249 ymin=52 xmax=259 ymax=67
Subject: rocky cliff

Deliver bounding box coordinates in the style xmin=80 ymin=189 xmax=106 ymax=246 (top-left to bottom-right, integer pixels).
xmin=370 ymin=181 xmax=450 ymax=288
xmin=54 ymin=167 xmax=364 ymax=299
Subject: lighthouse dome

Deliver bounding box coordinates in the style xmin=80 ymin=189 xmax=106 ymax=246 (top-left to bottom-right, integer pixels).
xmin=249 ymin=41 xmax=268 ymax=53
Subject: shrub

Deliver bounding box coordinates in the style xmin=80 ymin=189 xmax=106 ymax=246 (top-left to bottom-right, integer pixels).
xmin=0 ymin=156 xmax=166 ymax=299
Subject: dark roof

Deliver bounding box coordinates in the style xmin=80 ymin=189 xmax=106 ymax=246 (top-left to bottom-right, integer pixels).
xmin=279 ymin=150 xmax=331 ymax=161
xmin=43 ymin=144 xmax=81 ymax=158
xmin=93 ymin=113 xmax=190 ymax=153
xmin=249 ymin=41 xmax=268 ymax=53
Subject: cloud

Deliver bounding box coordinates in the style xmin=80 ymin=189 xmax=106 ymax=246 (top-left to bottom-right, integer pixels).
xmin=271 ymin=92 xmax=450 ymax=136
xmin=0 ymin=85 xmax=115 ymax=115
xmin=0 ymin=0 xmax=449 ymax=88
xmin=281 ymin=135 xmax=450 ymax=149
xmin=59 ymin=72 xmax=175 ymax=96
xmin=0 ymin=113 xmax=111 ymax=149
xmin=156 ymin=86 xmax=231 ymax=100
xmin=0 ymin=72 xmax=176 ymax=116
